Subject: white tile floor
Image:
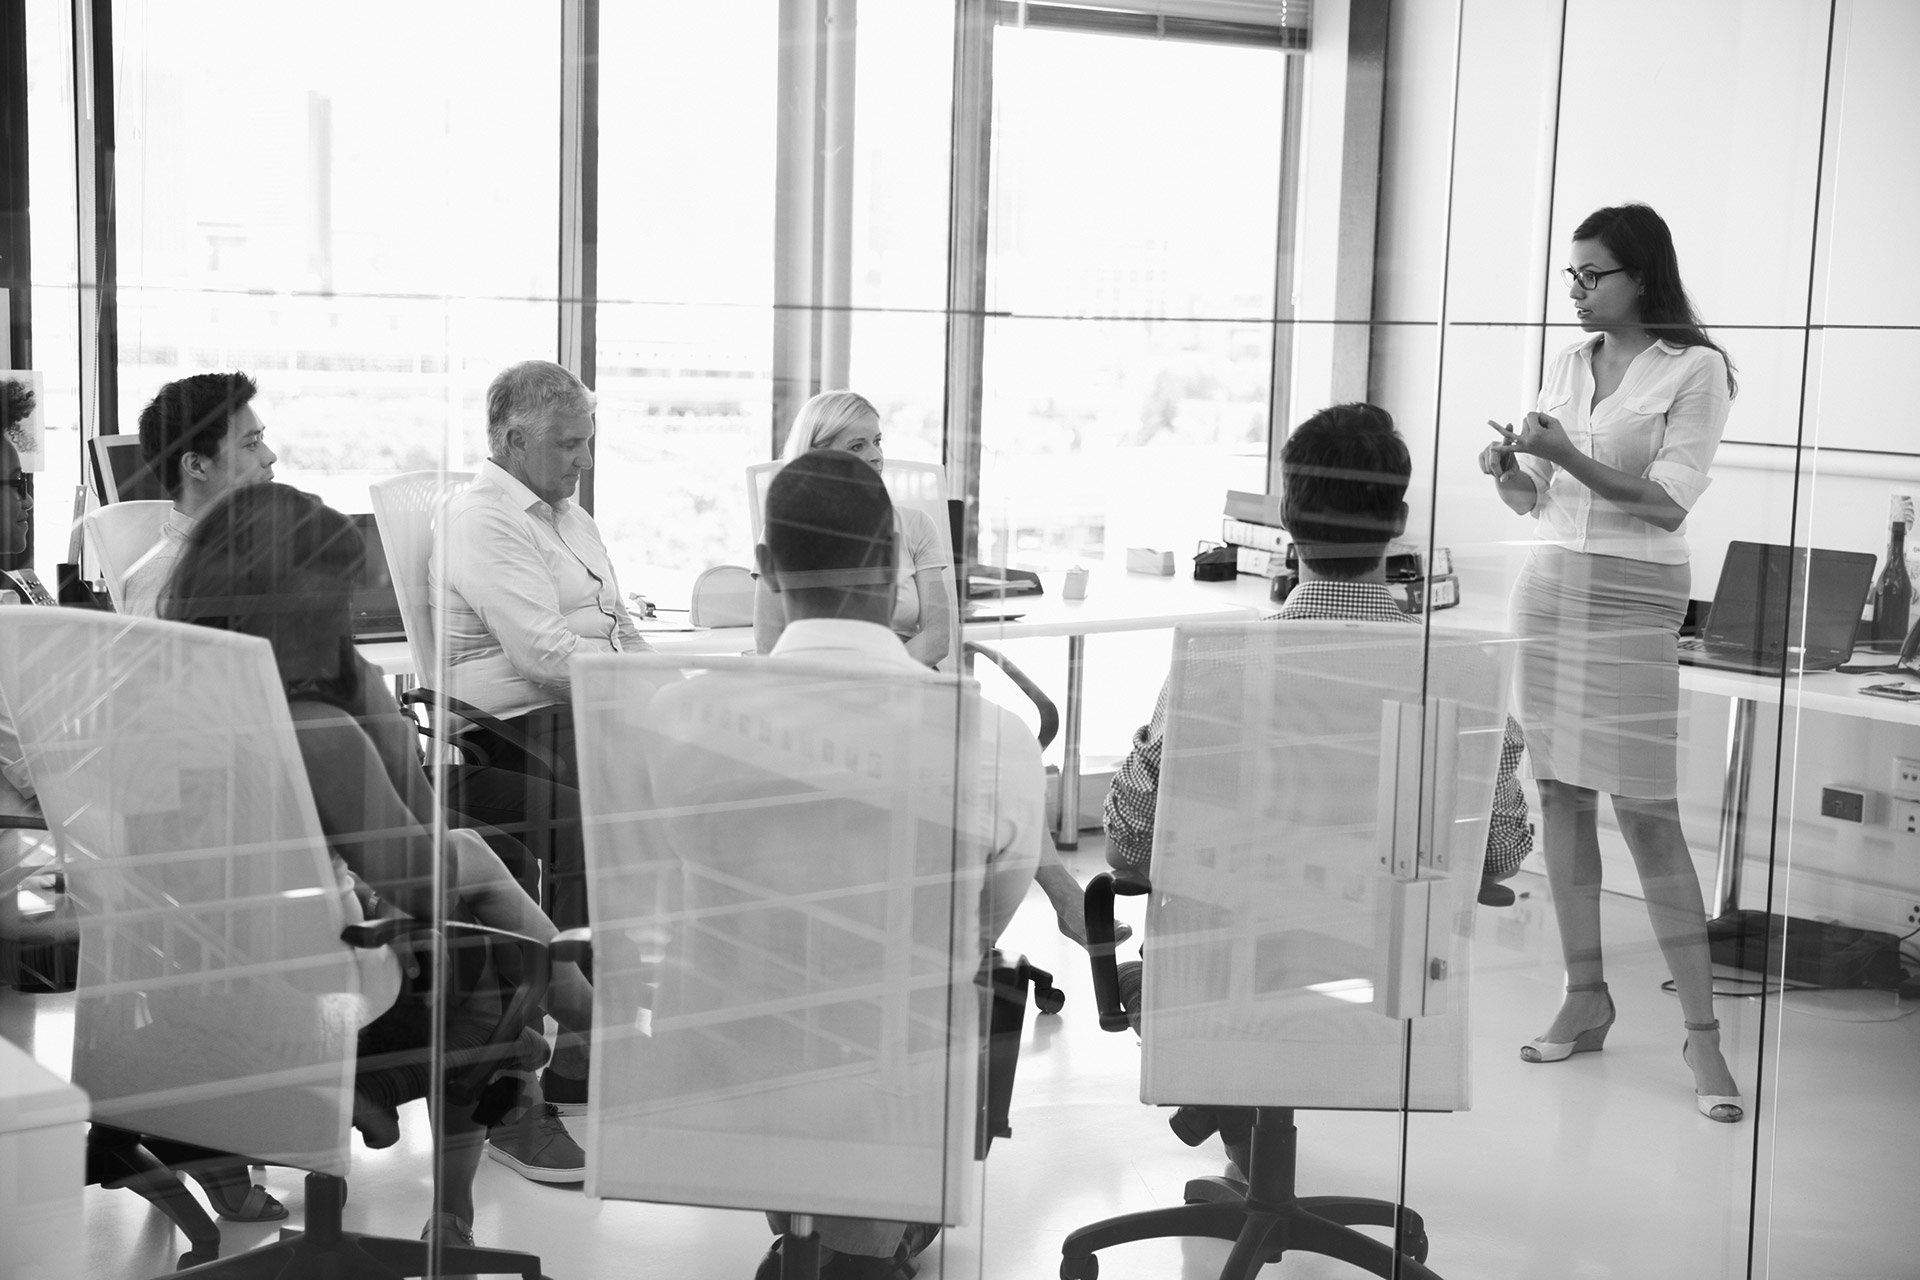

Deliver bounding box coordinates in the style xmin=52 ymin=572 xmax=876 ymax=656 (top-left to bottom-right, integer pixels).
xmin=6 ymin=840 xmax=1917 ymax=1280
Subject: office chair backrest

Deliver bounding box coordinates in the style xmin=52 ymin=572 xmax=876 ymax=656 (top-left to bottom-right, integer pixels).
xmin=0 ymin=611 xmax=363 ymax=1175
xmin=80 ymin=500 xmax=172 ymax=606
xmin=571 ymin=652 xmax=985 ymax=1226
xmin=747 ymin=458 xmax=961 ymax=670
xmin=1141 ymin=620 xmax=1512 ymax=1113
xmin=369 ymin=470 xmax=475 ymax=683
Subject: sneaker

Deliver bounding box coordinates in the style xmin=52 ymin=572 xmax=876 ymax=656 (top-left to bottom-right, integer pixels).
xmin=540 ymin=1066 xmax=588 ymax=1117
xmin=1477 ymin=877 xmax=1516 ymax=908
xmin=486 ymin=1103 xmax=585 ymax=1184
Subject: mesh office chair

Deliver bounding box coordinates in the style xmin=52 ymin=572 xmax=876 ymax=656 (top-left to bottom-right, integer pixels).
xmin=1063 ymin=621 xmax=1512 ymax=1280
xmin=568 ymin=652 xmax=1057 ymax=1279
xmin=368 ymin=470 xmax=569 ymax=783
xmin=78 ymin=499 xmax=172 ymax=608
xmin=0 ymin=611 xmax=552 ymax=1278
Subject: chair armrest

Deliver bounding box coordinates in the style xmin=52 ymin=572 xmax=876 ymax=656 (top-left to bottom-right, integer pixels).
xmin=339 ymin=917 xmax=427 ymax=951
xmin=1084 ymin=871 xmax=1149 ymax=1033
xmin=339 ymin=915 xmax=553 ymax=1103
xmin=400 ymin=688 xmax=571 ymax=784
xmin=964 ymin=642 xmax=1060 ymax=751
xmin=0 ymin=815 xmax=48 ymax=830
xmin=549 ymin=926 xmax=592 ymax=968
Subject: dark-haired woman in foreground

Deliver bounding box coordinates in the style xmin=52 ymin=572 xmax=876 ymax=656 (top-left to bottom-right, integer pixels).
xmin=1480 ymin=203 xmax=1742 ymax=1122
xmin=164 ymin=482 xmax=596 ymax=1245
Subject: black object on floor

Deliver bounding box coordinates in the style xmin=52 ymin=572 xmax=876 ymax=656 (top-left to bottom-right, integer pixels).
xmin=169 ymin=1171 xmax=544 ymax=1279
xmin=1477 ymin=878 xmax=1516 ymax=908
xmin=1059 ymin=1108 xmax=1437 ymax=1280
xmin=1707 ymin=909 xmax=1904 ymax=989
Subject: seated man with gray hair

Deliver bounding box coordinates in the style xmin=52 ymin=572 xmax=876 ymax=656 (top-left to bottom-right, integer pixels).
xmin=431 ymin=359 xmax=646 ymax=1180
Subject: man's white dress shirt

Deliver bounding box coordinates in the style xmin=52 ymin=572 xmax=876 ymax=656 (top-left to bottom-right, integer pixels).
xmin=119 ymin=507 xmax=195 ymax=618
xmin=768 ymin=618 xmax=1044 ymax=930
xmin=432 ymin=460 xmax=647 ymax=718
xmin=1517 ymin=336 xmax=1730 ymax=565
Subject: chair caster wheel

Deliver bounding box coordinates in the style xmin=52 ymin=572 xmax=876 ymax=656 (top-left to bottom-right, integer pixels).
xmin=1034 ymin=984 xmax=1066 ymax=1016
xmin=1060 ymin=1253 xmax=1098 ymax=1279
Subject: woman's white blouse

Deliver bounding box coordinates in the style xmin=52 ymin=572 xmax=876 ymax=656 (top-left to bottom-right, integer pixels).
xmin=1517 ymin=336 xmax=1730 ymax=565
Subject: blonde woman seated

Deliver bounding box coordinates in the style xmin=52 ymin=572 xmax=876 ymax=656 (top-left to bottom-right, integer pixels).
xmin=754 ymin=391 xmax=954 ymax=668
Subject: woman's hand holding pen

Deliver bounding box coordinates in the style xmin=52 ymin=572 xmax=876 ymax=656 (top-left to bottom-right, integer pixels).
xmin=1486 ymin=411 xmax=1575 ymax=470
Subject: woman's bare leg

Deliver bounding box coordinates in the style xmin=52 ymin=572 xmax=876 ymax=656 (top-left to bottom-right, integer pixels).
xmin=429 ymin=1097 xmax=485 ymax=1227
xmin=1535 ymin=779 xmax=1614 ymax=1040
xmin=1611 ymin=795 xmax=1738 ymax=1098
xmin=447 ymin=831 xmax=594 ymax=1039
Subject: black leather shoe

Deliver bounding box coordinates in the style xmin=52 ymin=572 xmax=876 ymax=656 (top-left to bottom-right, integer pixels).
xmin=1478 ymin=878 xmax=1516 ymax=907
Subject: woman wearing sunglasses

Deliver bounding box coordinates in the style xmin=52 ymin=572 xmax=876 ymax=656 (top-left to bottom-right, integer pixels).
xmin=1479 ymin=203 xmax=1743 ymax=1124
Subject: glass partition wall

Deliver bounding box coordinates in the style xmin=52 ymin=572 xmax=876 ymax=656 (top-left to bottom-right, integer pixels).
xmin=1397 ymin=1 xmax=1920 ymax=1277
xmin=4 ymin=2 xmax=1917 ymax=1279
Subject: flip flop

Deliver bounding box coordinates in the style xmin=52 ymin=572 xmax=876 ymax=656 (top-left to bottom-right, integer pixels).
xmin=189 ymin=1171 xmax=289 ymax=1223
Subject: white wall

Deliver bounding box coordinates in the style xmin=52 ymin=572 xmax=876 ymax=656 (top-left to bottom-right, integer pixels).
xmin=1371 ymin=0 xmax=1920 ymax=929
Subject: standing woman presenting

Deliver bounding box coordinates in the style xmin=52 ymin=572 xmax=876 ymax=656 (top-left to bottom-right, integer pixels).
xmin=1480 ymin=203 xmax=1742 ymax=1123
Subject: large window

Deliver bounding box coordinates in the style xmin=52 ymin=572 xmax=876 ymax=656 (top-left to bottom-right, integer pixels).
xmin=110 ymin=0 xmax=558 ymax=514
xmin=978 ymin=23 xmax=1287 ymax=571
xmin=591 ymin=1 xmax=779 ymax=604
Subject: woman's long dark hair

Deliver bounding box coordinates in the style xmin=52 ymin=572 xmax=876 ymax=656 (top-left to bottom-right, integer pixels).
xmin=163 ymin=482 xmax=366 ymax=704
xmin=1574 ymin=203 xmax=1737 ymax=397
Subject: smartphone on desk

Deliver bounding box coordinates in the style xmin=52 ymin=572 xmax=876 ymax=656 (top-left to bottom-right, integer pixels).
xmin=1859 ymin=682 xmax=1920 ymax=702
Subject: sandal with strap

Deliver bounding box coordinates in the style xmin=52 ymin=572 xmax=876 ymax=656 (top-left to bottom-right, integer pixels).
xmin=1683 ymin=1020 xmax=1744 ymax=1123
xmin=189 ymin=1169 xmax=289 ymax=1222
xmin=1520 ymin=981 xmax=1614 ymax=1063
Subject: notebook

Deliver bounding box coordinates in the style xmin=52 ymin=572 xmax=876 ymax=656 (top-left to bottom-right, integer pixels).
xmin=1677 ymin=541 xmax=1876 ymax=675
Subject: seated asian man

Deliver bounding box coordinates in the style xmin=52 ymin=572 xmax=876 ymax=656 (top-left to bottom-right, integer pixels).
xmin=749 ymin=449 xmax=1045 ymax=1280
xmin=122 ymin=372 xmax=277 ymax=617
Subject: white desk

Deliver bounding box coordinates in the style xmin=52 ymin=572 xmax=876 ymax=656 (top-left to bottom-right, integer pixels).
xmin=1676 ymin=660 xmax=1920 ymax=914
xmin=1443 ymin=581 xmax=1920 ymax=914
xmin=362 ymin=567 xmax=1270 ymax=848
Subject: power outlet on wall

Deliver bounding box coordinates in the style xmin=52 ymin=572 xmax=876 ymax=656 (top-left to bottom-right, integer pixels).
xmin=1893 ymin=756 xmax=1920 ymax=801
xmin=1896 ymin=801 xmax=1920 ymax=838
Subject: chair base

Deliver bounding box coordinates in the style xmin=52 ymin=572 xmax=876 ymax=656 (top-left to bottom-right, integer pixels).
xmin=170 ymin=1172 xmax=546 ymax=1280
xmin=1058 ymin=1109 xmax=1438 ymax=1280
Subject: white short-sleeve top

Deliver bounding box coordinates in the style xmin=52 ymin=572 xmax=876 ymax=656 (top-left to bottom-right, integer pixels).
xmin=890 ymin=504 xmax=953 ymax=637
xmin=1517 ymin=335 xmax=1730 ymax=565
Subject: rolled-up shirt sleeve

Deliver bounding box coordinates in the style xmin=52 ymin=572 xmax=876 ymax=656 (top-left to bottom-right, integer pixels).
xmin=1642 ymin=356 xmax=1728 ymax=513
xmin=444 ymin=503 xmax=615 ymax=692
xmin=1103 ymin=678 xmax=1170 ymax=873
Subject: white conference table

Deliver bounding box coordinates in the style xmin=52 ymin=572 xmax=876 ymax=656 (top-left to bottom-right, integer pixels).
xmin=361 ymin=566 xmax=1272 ymax=848
xmin=360 ymin=567 xmax=1920 ymax=874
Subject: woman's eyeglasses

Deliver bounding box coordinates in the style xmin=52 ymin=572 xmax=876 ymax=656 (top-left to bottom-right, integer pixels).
xmin=3 ymin=474 xmax=29 ymax=499
xmin=1563 ymin=265 xmax=1629 ymax=290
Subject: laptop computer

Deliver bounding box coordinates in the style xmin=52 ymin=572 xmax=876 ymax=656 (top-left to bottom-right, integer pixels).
xmin=1677 ymin=541 xmax=1876 ymax=675
xmin=347 ymin=514 xmax=408 ymax=642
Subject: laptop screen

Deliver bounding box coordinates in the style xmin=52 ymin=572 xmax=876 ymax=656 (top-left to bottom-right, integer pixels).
xmin=347 ymin=514 xmax=405 ymax=638
xmin=1704 ymin=542 xmax=1876 ymax=661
